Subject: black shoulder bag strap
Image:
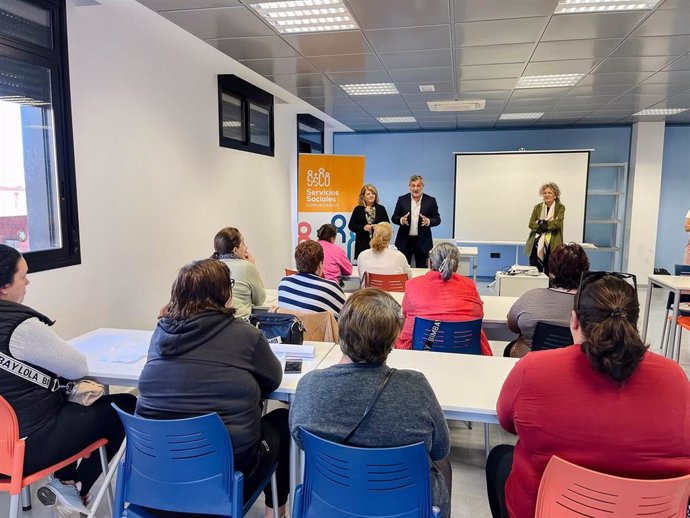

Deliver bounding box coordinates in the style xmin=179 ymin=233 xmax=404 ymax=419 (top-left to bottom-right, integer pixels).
xmin=341 ymin=368 xmax=396 ymax=444
xmin=424 ymin=321 xmax=442 ymax=351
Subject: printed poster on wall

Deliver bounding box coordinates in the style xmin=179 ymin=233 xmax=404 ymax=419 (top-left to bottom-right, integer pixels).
xmin=298 ymin=154 xmax=365 ymax=261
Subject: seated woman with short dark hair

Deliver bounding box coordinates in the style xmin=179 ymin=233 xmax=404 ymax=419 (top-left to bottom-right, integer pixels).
xmin=505 ymin=242 xmax=590 ymax=357
xmin=289 ymin=289 xmax=452 ymax=518
xmin=487 ymin=273 xmax=690 ymax=518
xmin=136 ymin=259 xmax=289 ymax=518
xmin=277 ymin=240 xmax=346 ymax=317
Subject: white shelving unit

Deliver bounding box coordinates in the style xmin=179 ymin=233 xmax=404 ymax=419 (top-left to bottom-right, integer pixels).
xmin=585 ymin=162 xmax=628 ymax=271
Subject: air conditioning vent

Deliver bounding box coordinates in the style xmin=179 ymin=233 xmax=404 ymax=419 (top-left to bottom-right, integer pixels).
xmin=427 ymin=100 xmax=486 ymax=112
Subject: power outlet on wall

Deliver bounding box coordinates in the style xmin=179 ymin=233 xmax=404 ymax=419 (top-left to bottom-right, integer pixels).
xmin=490 ymin=252 xmax=501 ymax=259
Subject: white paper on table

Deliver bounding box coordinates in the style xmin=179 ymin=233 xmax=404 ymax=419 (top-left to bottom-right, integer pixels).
xmin=99 ymin=341 xmax=148 ymax=363
xmin=270 ymin=343 xmax=315 ymax=359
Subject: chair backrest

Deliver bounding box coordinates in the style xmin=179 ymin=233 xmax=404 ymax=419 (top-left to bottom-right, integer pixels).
xmin=675 ymin=264 xmax=690 ymax=276
xmin=362 ymin=272 xmax=408 ymax=292
xmin=535 ymin=456 xmax=690 ymax=518
xmin=0 ymin=396 xmax=22 ymax=482
xmin=112 ymin=405 xmax=240 ymax=517
xmin=411 ymin=318 xmax=482 ymax=355
xmin=285 ymin=268 xmax=298 ymax=276
xmin=274 ymin=306 xmax=339 ymax=342
xmin=531 ymin=322 xmax=574 ymax=352
xmin=296 ymin=428 xmax=435 ymax=518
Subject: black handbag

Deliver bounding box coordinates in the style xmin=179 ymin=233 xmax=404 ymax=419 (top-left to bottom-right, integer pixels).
xmin=249 ymin=313 xmax=305 ymax=344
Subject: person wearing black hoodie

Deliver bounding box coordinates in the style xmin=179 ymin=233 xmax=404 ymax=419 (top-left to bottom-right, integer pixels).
xmin=136 ymin=258 xmax=288 ymax=518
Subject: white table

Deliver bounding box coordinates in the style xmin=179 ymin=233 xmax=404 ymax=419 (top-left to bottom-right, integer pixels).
xmin=70 ymin=328 xmax=338 ymax=505
xmin=494 ymin=271 xmax=549 ymax=297
xmin=642 ymin=274 xmax=690 ymax=362
xmin=318 ymin=347 xmax=518 ymax=457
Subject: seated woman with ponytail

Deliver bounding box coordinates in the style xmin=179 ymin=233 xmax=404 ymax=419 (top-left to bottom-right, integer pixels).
xmin=486 ymin=273 xmax=690 ymax=518
xmin=396 ymin=243 xmax=492 ymax=355
xmin=356 ymin=222 xmax=412 ymax=279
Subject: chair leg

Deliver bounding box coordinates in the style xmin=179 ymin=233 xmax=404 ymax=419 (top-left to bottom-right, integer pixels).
xmin=98 ymin=445 xmax=114 ymax=515
xmin=484 ymin=423 xmax=490 ymax=460
xmin=675 ymin=327 xmax=683 ymax=363
xmin=20 ymin=485 xmax=31 ymax=511
xmin=660 ymin=315 xmax=669 ymax=355
xmin=270 ymin=472 xmax=279 ymax=518
xmin=9 ymin=494 xmax=19 ymax=518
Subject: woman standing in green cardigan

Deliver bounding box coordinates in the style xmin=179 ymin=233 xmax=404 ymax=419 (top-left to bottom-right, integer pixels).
xmin=525 ymin=182 xmax=565 ymax=274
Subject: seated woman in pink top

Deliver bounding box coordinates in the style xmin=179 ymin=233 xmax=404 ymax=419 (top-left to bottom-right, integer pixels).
xmin=396 ymin=243 xmax=492 ymax=355
xmin=486 ymin=273 xmax=690 ymax=518
xmin=317 ymin=224 xmax=352 ymax=283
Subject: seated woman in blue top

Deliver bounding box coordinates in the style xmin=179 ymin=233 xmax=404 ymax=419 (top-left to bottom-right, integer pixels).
xmin=277 ymin=240 xmax=346 ymax=317
xmin=136 ymin=259 xmax=289 ymax=518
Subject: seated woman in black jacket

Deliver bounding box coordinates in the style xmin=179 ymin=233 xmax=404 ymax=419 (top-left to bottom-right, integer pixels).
xmin=0 ymin=244 xmax=135 ymax=515
xmin=136 ymin=258 xmax=289 ymax=518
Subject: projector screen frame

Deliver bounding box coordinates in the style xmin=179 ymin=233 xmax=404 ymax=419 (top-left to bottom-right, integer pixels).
xmin=452 ymin=149 xmax=592 ymax=245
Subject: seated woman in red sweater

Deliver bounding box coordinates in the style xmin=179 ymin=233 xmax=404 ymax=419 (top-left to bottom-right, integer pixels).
xmin=396 ymin=243 xmax=492 ymax=355
xmin=486 ymin=273 xmax=690 ymax=518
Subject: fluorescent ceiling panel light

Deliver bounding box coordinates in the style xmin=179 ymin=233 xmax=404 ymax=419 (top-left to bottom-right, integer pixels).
xmin=222 ymin=121 xmax=242 ymax=127
xmin=555 ymin=0 xmax=660 ymax=13
xmin=341 ymin=83 xmax=399 ymax=96
xmin=516 ymin=74 xmax=583 ymax=89
xmin=633 ymin=108 xmax=688 ymax=116
xmin=419 ymin=85 xmax=436 ymax=92
xmin=377 ymin=116 xmax=417 ymax=123
xmin=499 ymin=113 xmax=544 ymax=120
xmin=250 ymin=0 xmax=358 ymax=34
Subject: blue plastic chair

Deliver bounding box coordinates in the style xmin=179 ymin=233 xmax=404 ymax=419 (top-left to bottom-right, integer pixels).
xmin=111 ymin=405 xmax=277 ymax=518
xmin=532 ymin=322 xmax=574 ymax=352
xmin=292 ymin=429 xmax=442 ymax=518
xmin=411 ymin=317 xmax=482 ymax=354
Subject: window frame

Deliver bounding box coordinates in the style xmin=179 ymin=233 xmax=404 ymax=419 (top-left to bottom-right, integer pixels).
xmin=0 ymin=0 xmax=81 ymax=273
xmin=297 ymin=113 xmax=325 ymax=154
xmin=217 ymin=74 xmax=275 ymax=157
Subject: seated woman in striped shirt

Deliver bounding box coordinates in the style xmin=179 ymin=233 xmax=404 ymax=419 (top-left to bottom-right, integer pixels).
xmin=278 ymin=240 xmax=346 ymax=317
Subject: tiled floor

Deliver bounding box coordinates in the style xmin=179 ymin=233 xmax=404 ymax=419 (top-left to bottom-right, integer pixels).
xmin=1 ymin=283 xmax=687 ymax=518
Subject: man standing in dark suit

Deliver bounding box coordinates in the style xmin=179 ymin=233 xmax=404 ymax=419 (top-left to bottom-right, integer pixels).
xmin=392 ymin=175 xmax=441 ymax=267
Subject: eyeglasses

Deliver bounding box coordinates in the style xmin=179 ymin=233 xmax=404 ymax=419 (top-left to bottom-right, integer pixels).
xmin=230 ymin=278 xmax=235 ymax=289
xmin=575 ymin=271 xmax=637 ymax=312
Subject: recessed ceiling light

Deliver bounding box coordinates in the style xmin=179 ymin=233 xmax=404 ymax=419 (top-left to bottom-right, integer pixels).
xmin=222 ymin=121 xmax=242 ymax=127
xmin=341 ymin=83 xmax=399 ymax=96
xmin=516 ymin=74 xmax=584 ymax=89
xmin=250 ymin=0 xmax=358 ymax=34
xmin=555 ymin=0 xmax=661 ymax=14
xmin=499 ymin=113 xmax=544 ymax=120
xmin=633 ymin=108 xmax=688 ymax=116
xmin=376 ymin=116 xmax=417 ymax=123
xmin=419 ymin=85 xmax=436 ymax=92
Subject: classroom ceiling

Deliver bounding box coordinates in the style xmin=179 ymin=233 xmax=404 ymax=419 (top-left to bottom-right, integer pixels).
xmin=137 ymin=0 xmax=690 ymax=131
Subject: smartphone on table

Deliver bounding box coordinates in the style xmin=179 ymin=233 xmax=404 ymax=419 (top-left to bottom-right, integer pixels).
xmin=284 ymin=358 xmax=303 ymax=374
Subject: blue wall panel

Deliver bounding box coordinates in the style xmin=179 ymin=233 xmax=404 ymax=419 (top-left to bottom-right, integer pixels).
xmin=334 ymin=126 xmax=632 ymax=276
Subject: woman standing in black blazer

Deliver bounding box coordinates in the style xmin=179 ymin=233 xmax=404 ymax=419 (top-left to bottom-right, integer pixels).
xmin=348 ymin=184 xmax=390 ymax=259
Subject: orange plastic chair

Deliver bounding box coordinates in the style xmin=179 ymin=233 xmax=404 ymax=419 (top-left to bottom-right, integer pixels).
xmin=535 ymin=456 xmax=690 ymax=518
xmin=361 ymin=272 xmax=408 ymax=292
xmin=285 ymin=268 xmax=298 ymax=276
xmin=0 ymin=396 xmax=111 ymax=518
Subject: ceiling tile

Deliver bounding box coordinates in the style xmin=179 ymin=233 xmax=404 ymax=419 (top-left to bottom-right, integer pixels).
xmin=626 ymin=83 xmax=689 ymax=95
xmin=138 ymin=0 xmax=241 ymax=11
xmin=458 ymin=78 xmax=519 ymax=91
xmin=240 ymin=57 xmax=317 ymax=75
xmin=283 ymin=31 xmax=373 ymax=57
xmin=606 ymin=94 xmax=668 ymax=106
xmin=631 ymin=8 xmax=690 ymax=37
xmin=455 ymin=17 xmax=549 ymax=46
xmin=455 ymin=43 xmax=534 ymax=65
xmin=364 ymin=25 xmax=451 ymax=53
xmin=523 ymin=59 xmax=598 ymax=75
xmin=208 ymin=36 xmax=299 ymax=60
xmin=610 ymin=35 xmax=690 ymax=57
xmin=457 ymin=63 xmax=525 ymax=80
xmin=457 ymin=90 xmax=513 ymax=100
xmin=308 ymin=54 xmax=383 ymax=73
xmin=379 ymin=49 xmax=452 ymax=69
xmin=418 ymin=121 xmax=458 ymax=129
xmin=557 ymin=94 xmax=617 ymax=107
xmin=388 ymin=67 xmax=454 ymax=83
xmin=415 ymin=114 xmax=457 ymax=122
xmin=291 ymin=85 xmax=345 ymax=97
xmin=454 ymin=0 xmax=558 ymax=22
xmin=578 ymin=71 xmax=654 ymax=86
xmin=570 ymin=84 xmax=633 ymax=96
xmin=542 ymin=12 xmax=646 ymax=41
xmin=347 ymin=0 xmax=449 ymax=29
xmin=662 ymin=54 xmax=690 ymax=71
xmin=326 ymin=70 xmax=392 ymax=85
xmin=161 ymin=6 xmax=272 ymax=39
xmin=395 ymin=81 xmax=454 ymax=94
xmin=264 ymin=73 xmax=332 ymax=89
xmin=659 ymin=0 xmax=690 ymax=8
xmin=531 ymin=38 xmax=621 ymax=61
xmin=643 ymin=70 xmax=690 ymax=84
xmin=594 ymin=56 xmax=675 ymax=73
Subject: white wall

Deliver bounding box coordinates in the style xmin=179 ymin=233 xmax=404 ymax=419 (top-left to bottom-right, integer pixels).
xmin=625 ymin=121 xmax=665 ymax=283
xmin=23 ymin=0 xmax=320 ymax=338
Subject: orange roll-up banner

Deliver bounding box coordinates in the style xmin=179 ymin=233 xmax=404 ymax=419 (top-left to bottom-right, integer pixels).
xmin=297 ymin=154 xmax=365 ymax=261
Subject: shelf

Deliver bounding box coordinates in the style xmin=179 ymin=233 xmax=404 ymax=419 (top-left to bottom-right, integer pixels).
xmin=586 ymin=219 xmax=623 ymax=224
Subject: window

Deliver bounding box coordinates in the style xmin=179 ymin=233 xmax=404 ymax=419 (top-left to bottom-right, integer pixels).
xmin=0 ymin=0 xmax=80 ymax=272
xmin=297 ymin=114 xmax=324 ymax=154
xmin=218 ymin=74 xmax=274 ymax=156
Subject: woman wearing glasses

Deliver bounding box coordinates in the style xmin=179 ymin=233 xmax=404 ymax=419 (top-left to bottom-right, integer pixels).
xmin=486 ymin=272 xmax=690 ymax=518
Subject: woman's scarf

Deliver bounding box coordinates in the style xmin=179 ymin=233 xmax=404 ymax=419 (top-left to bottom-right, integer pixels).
xmin=365 ymin=206 xmax=376 ymax=236
xmin=536 ymin=202 xmax=555 ymax=260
